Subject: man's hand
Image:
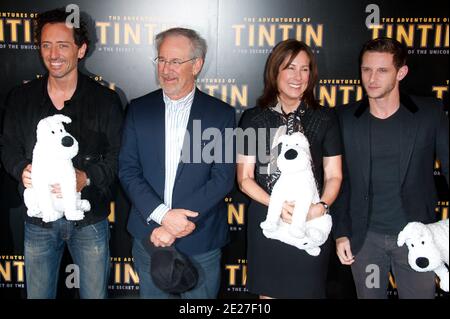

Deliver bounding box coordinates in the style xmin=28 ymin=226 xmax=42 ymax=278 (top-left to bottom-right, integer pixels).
xmin=161 ymin=209 xmax=199 ymax=238
xmin=281 ymin=201 xmax=295 ymax=224
xmin=51 ymin=169 xmax=89 ymax=197
xmin=150 ymin=226 xmax=176 ymax=247
xmin=336 ymin=236 xmax=355 ymax=265
xmin=22 ymin=164 xmax=32 ymax=188
xmin=75 ymin=169 xmax=88 ymax=192
xmin=51 ymin=184 xmax=62 ymax=198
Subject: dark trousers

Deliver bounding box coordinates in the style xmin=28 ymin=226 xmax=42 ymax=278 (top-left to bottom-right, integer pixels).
xmin=351 ymin=231 xmax=436 ymax=299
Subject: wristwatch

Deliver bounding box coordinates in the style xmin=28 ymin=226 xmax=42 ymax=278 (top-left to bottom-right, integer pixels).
xmin=317 ymin=201 xmax=329 ymax=213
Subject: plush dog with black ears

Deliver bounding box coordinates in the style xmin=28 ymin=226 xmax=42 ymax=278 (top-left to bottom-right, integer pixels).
xmin=24 ymin=114 xmax=90 ymax=223
xmin=398 ymin=219 xmax=449 ymax=292
xmin=260 ymin=132 xmax=332 ymax=256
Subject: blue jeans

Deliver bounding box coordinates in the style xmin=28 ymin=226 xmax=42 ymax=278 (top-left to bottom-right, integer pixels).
xmin=24 ymin=218 xmax=110 ymax=299
xmin=132 ymin=238 xmax=222 ymax=299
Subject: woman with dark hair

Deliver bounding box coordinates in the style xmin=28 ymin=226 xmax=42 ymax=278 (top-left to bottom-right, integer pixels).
xmin=237 ymin=39 xmax=343 ymax=298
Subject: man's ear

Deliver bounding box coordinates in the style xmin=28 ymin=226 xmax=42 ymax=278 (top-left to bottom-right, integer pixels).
xmin=397 ymin=65 xmax=408 ymax=81
xmin=77 ymin=43 xmax=87 ymax=60
xmin=192 ymin=58 xmax=204 ymax=77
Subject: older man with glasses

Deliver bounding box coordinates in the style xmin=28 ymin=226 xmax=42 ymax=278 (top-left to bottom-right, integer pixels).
xmin=119 ymin=27 xmax=236 ymax=299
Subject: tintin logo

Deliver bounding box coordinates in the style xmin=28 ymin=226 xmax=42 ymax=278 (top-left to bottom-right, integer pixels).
xmin=225 ymin=259 xmax=248 ymax=292
xmin=435 ymin=202 xmax=449 ymax=220
xmin=0 ymin=256 xmax=25 ymax=289
xmin=226 ymin=197 xmax=245 ymax=231
xmin=197 ymin=78 xmax=248 ymax=109
xmin=388 ymin=272 xmax=397 ymax=292
xmin=96 ymin=15 xmax=176 ymax=51
xmin=232 ymin=17 xmax=323 ymax=53
xmin=0 ymin=11 xmax=39 ymax=50
xmin=432 ymin=80 xmax=449 ymax=100
xmin=108 ymin=201 xmax=116 ymax=223
xmin=369 ymin=17 xmax=449 ymax=51
xmin=90 ymin=74 xmax=117 ymax=91
xmin=109 ymin=257 xmax=140 ymax=291
xmin=318 ymin=79 xmax=363 ymax=107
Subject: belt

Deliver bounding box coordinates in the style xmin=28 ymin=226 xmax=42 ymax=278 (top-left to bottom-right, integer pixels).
xmin=25 ymin=215 xmax=94 ymax=229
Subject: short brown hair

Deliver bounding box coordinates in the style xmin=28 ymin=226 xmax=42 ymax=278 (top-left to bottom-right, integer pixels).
xmin=257 ymin=39 xmax=320 ymax=109
xmin=360 ymin=37 xmax=407 ymax=69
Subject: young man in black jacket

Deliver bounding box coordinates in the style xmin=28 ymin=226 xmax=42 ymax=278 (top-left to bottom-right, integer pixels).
xmin=333 ymin=37 xmax=448 ymax=299
xmin=1 ymin=8 xmax=123 ymax=298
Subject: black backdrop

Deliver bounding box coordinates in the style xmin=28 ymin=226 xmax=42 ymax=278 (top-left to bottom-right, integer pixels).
xmin=0 ymin=0 xmax=448 ymax=299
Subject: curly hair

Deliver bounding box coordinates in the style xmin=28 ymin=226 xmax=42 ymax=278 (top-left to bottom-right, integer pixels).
xmin=35 ymin=8 xmax=90 ymax=56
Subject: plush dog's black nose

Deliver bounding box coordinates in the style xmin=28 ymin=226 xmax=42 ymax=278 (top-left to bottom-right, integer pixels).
xmin=284 ymin=149 xmax=298 ymax=160
xmin=416 ymin=257 xmax=429 ymax=269
xmin=61 ymin=136 xmax=74 ymax=147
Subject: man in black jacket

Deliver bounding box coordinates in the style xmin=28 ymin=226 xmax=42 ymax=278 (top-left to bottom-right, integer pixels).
xmin=1 ymin=8 xmax=123 ymax=298
xmin=333 ymin=37 xmax=448 ymax=299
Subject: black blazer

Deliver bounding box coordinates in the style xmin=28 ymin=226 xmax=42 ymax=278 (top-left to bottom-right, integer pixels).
xmin=332 ymin=94 xmax=449 ymax=254
xmin=1 ymin=72 xmax=124 ymax=227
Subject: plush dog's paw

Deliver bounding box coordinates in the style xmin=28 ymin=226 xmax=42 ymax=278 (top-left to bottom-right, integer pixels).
xmin=27 ymin=207 xmax=41 ymax=218
xmin=78 ymin=200 xmax=91 ymax=212
xmin=65 ymin=210 xmax=85 ymax=221
xmin=42 ymin=209 xmax=62 ymax=223
xmin=306 ymin=247 xmax=321 ymax=256
xmin=289 ymin=226 xmax=306 ymax=239
xmin=439 ymin=271 xmax=449 ymax=292
xmin=260 ymin=221 xmax=278 ymax=232
xmin=306 ymin=227 xmax=326 ymax=243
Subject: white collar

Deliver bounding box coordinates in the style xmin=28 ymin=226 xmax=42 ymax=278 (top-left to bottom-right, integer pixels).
xmin=163 ymin=87 xmax=196 ymax=106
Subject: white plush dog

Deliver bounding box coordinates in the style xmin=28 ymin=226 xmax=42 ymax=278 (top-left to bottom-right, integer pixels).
xmin=397 ymin=219 xmax=449 ymax=292
xmin=260 ymin=132 xmax=332 ymax=256
xmin=24 ymin=115 xmax=90 ymax=223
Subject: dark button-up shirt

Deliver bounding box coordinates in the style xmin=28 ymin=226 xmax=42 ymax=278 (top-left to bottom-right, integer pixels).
xmin=1 ymin=71 xmax=124 ymax=227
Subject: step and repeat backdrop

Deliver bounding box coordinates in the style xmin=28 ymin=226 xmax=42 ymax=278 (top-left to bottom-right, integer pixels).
xmin=0 ymin=0 xmax=448 ymax=299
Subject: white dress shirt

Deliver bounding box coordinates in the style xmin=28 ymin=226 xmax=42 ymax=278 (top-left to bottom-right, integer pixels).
xmin=148 ymin=88 xmax=195 ymax=224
